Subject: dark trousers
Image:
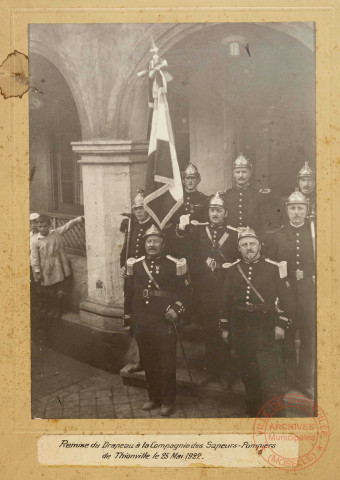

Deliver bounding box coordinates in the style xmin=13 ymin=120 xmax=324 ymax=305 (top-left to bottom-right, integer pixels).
xmin=198 ymin=271 xmax=233 ymax=379
xmin=283 ymin=281 xmax=316 ymax=392
xmin=202 ymin=321 xmax=232 ymax=379
xmin=233 ymin=314 xmax=286 ymax=417
xmin=297 ymin=294 xmax=316 ymax=391
xmin=237 ymin=347 xmax=286 ymax=417
xmin=136 ymin=329 xmax=177 ymax=405
xmin=39 ymin=277 xmax=71 ymax=314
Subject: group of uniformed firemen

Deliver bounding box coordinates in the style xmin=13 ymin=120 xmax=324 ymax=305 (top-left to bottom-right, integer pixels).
xmin=120 ymin=154 xmax=316 ymax=417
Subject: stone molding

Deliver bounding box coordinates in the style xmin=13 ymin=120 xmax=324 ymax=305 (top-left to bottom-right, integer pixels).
xmin=72 ymin=140 xmax=149 ymax=164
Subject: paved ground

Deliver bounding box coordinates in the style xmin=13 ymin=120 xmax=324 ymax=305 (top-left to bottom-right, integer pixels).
xmin=31 ymin=342 xmax=246 ymax=419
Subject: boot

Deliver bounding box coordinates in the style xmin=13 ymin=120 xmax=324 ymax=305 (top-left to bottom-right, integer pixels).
xmin=127 ymin=362 xmax=144 ymax=373
xmin=142 ymin=400 xmax=161 ymax=411
xmin=160 ymin=403 xmax=174 ymax=416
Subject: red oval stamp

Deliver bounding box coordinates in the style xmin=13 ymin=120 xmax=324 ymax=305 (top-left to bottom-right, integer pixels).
xmin=252 ymin=394 xmax=330 ymax=471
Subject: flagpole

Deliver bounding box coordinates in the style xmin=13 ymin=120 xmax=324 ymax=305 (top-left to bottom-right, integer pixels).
xmin=138 ymin=40 xmax=183 ymax=230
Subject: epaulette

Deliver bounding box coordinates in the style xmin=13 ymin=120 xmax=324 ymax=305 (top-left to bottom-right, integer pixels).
xmin=265 ymin=258 xmax=287 ymax=279
xmin=222 ymin=259 xmax=241 ymax=269
xmin=260 ymin=188 xmax=271 ymax=194
xmin=166 ymin=255 xmax=187 ymax=276
xmin=199 ymin=191 xmax=208 ymax=199
xmin=126 ymin=256 xmax=145 ymax=275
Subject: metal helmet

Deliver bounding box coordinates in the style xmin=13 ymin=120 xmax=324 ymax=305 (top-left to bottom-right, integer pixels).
xmin=238 ymin=226 xmax=259 ymax=243
xmin=209 ymin=191 xmax=226 ymax=208
xmin=132 ymin=189 xmax=145 ymax=209
xmin=297 ymin=161 xmax=315 ymax=179
xmin=285 ymin=188 xmax=309 ymax=206
xmin=143 ymin=224 xmax=165 ymax=239
xmin=233 ymin=153 xmax=252 ymax=170
xmin=182 ymin=162 xmax=201 ymax=183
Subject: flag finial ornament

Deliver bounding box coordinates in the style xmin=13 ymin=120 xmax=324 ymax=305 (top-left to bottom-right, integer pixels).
xmin=132 ymin=189 xmax=145 ymax=208
xmin=143 ymin=224 xmax=165 ymax=239
xmin=209 ymin=191 xmax=226 ymax=208
xmin=286 ymin=189 xmax=308 ymax=206
xmin=149 ymin=37 xmax=159 ymax=54
xmin=238 ymin=226 xmax=258 ymax=242
xmin=137 ymin=39 xmax=173 ymax=108
xmin=297 ymin=161 xmax=315 ymax=179
xmin=233 ymin=153 xmax=252 ymax=169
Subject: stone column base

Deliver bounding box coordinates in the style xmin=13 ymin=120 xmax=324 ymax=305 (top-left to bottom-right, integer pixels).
xmin=79 ymin=297 xmax=125 ymax=332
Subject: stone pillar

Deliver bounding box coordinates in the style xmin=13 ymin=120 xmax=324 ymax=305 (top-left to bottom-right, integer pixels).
xmin=72 ymin=140 xmax=148 ymax=331
xmin=255 ymin=119 xmax=271 ymax=189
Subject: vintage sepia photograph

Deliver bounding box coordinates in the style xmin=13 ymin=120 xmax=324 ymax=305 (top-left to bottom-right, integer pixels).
xmin=29 ymin=22 xmax=316 ymax=420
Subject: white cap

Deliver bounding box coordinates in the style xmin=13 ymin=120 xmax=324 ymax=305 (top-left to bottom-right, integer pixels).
xmin=30 ymin=213 xmax=40 ymax=221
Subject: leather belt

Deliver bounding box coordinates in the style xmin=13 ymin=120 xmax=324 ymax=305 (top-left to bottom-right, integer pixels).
xmin=140 ymin=289 xmax=173 ymax=299
xmin=237 ymin=303 xmax=273 ymax=312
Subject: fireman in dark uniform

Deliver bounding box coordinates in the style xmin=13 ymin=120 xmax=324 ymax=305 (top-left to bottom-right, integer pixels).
xmin=178 ymin=162 xmax=209 ymax=220
xmin=264 ymin=190 xmax=316 ymax=398
xmin=219 ymin=227 xmax=294 ymax=417
xmin=124 ymin=225 xmax=190 ymax=416
xmin=120 ymin=190 xmax=154 ymax=270
xmin=224 ymin=154 xmax=274 ymax=233
xmin=297 ymin=161 xmax=316 ymax=219
xmin=119 ymin=190 xmax=154 ymax=373
xmin=176 ymin=192 xmax=239 ymax=387
xmin=171 ymin=163 xmax=209 ymax=324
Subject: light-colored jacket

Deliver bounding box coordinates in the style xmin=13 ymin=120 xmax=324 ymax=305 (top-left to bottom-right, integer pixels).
xmin=31 ymin=217 xmax=83 ymax=286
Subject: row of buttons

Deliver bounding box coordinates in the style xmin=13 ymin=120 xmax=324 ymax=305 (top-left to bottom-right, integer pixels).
xmin=238 ymin=191 xmax=244 ymax=226
xmin=295 ymin=231 xmax=300 ymax=266
xmin=245 ymin=265 xmax=253 ymax=304
xmin=134 ymin=228 xmax=145 ymax=258
xmin=184 ymin=194 xmax=193 ymax=213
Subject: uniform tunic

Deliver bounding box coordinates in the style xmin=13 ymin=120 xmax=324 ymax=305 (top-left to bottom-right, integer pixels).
xmin=171 ymin=189 xmax=209 ymax=259
xmin=120 ymin=217 xmax=154 ymax=266
xmin=264 ymin=222 xmax=316 ymax=391
xmin=220 ymin=257 xmax=294 ymax=417
xmin=176 ymin=223 xmax=239 ymax=377
xmin=303 ymin=191 xmax=316 ymax=219
xmin=124 ymin=254 xmax=189 ymax=405
xmin=224 ymin=185 xmax=273 ymax=233
xmin=176 ymin=189 xmax=209 ymax=220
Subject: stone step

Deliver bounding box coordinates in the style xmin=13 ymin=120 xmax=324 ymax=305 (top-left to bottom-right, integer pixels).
xmin=120 ymin=362 xmax=246 ymax=400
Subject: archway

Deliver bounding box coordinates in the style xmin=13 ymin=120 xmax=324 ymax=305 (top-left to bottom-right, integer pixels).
xmin=118 ymin=22 xmax=315 ymax=196
xmin=29 ymin=53 xmax=83 ymax=214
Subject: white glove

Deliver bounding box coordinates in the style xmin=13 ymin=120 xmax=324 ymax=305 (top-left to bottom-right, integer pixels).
xmin=165 ymin=308 xmax=178 ymax=323
xmin=275 ymin=326 xmax=285 ymax=341
xmin=179 ymin=214 xmax=190 ymax=231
